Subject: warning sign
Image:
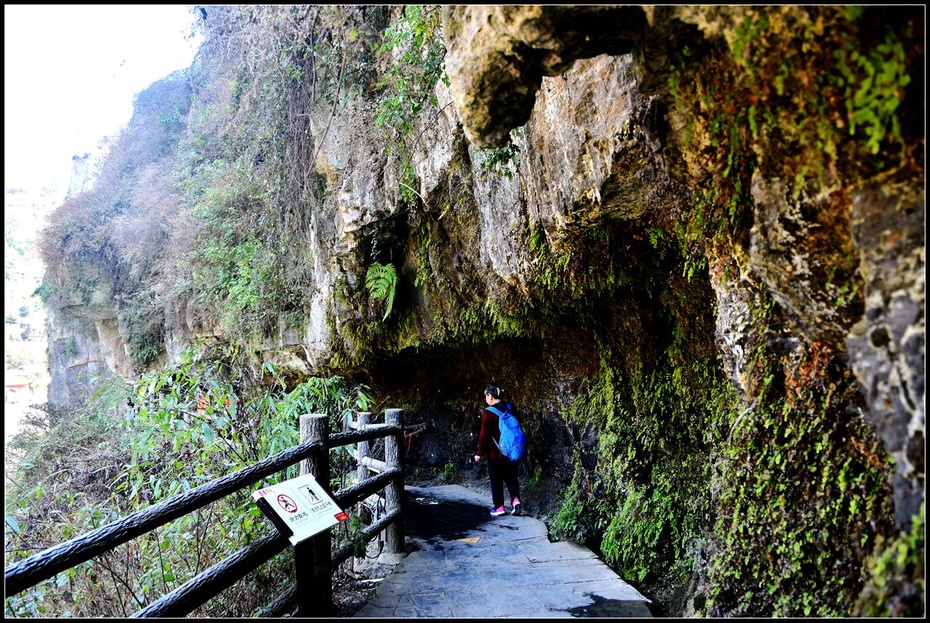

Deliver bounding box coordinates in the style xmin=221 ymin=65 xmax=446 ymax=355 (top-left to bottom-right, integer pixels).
xmin=277 ymin=494 xmax=299 ymax=513
xmin=252 ymin=473 xmax=349 ymax=545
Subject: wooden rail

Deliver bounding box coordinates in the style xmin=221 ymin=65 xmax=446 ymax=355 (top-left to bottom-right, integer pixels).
xmin=4 ymin=409 xmax=405 ymax=617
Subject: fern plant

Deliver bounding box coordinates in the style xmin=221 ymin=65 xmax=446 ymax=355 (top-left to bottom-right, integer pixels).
xmin=365 ymin=262 xmax=398 ymax=321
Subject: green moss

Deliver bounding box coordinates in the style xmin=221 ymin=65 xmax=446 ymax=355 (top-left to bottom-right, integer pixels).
xmin=854 ymin=503 xmax=925 ymax=617
xmin=527 ymin=222 xmax=635 ymax=319
xmin=706 ymin=342 xmax=894 ymax=617
xmin=551 ymin=467 xmax=597 ymax=543
xmin=548 ymin=261 xmax=735 ymax=586
xmin=696 ymin=8 xmax=910 ymax=194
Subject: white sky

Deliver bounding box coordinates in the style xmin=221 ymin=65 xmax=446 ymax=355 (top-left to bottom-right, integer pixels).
xmin=4 ymin=4 xmax=203 ymax=194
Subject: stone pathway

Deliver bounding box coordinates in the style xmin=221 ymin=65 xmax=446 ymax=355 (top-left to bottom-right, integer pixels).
xmin=353 ymin=484 xmax=653 ymax=618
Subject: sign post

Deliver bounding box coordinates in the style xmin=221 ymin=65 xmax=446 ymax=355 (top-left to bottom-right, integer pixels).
xmin=253 ymin=413 xmax=341 ymax=616
xmin=252 ymin=473 xmax=348 ymax=546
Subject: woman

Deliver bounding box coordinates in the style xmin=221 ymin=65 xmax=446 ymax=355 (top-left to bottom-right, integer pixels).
xmin=473 ymin=384 xmax=523 ymax=516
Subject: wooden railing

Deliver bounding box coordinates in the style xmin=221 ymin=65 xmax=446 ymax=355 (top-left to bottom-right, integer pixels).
xmin=4 ymin=409 xmax=405 ymax=617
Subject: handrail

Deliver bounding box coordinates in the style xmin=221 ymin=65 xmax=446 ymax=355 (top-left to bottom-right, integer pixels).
xmin=137 ymin=480 xmax=406 ymax=618
xmin=132 ymin=533 xmax=291 ymax=618
xmin=5 ymin=437 xmax=322 ymax=595
xmin=4 ymin=410 xmax=405 ymax=618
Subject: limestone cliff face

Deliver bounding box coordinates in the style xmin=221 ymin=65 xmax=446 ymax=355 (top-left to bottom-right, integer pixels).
xmin=44 ymin=149 xmax=135 ymax=406
xmin=441 ymin=3 xmax=924 ymax=528
xmin=436 ymin=6 xmax=923 ymax=614
xmin=44 ymin=276 xmax=136 ymax=406
xmin=42 ymin=5 xmax=923 ymax=616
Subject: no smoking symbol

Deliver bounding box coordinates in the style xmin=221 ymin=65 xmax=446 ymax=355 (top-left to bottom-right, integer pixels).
xmin=277 ymin=494 xmax=298 ymax=513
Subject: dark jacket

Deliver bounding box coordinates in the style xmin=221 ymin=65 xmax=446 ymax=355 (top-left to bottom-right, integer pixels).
xmin=476 ymin=400 xmax=513 ymax=461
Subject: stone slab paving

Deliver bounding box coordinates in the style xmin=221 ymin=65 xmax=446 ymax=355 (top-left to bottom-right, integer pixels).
xmin=354 ymin=484 xmax=653 ymax=618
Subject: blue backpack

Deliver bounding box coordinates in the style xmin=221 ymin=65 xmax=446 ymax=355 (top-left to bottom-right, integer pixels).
xmin=487 ymin=403 xmax=526 ymax=461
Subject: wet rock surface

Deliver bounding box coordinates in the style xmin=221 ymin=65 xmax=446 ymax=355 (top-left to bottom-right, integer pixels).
xmin=334 ymin=481 xmax=494 ymax=617
xmin=403 ymin=489 xmax=496 ymax=543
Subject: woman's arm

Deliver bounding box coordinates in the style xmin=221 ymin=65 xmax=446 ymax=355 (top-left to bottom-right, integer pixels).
xmin=474 ymin=409 xmax=491 ymax=461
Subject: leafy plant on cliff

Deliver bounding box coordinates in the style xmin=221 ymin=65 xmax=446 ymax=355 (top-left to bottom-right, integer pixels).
xmin=375 ymin=5 xmax=447 ymax=204
xmin=571 ymin=354 xmax=729 ymax=586
xmin=551 ymin=469 xmax=600 ymax=544
xmin=666 ymin=7 xmax=916 ymax=294
xmin=477 ymin=129 xmax=522 ymax=180
xmin=547 ymin=248 xmax=733 ymax=589
xmin=728 ymin=6 xmax=914 ymax=186
xmin=65 ymin=336 xmax=78 ymax=359
xmin=666 ymin=38 xmax=754 ymax=264
xmin=176 ymin=150 xmax=314 ymax=341
xmin=528 ymin=223 xmax=633 ymax=312
xmin=833 ymin=28 xmax=910 ymax=156
xmin=36 ymin=192 xmax=124 ymax=306
xmin=375 ymin=5 xmax=447 ymax=138
xmin=365 ymin=262 xmax=398 ymax=321
xmin=167 ymin=6 xmax=390 ymax=343
xmin=662 ymin=21 xmax=905 ymax=613
xmin=119 ymin=298 xmax=165 ymax=369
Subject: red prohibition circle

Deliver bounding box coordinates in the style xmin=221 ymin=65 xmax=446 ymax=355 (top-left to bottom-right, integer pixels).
xmin=277 ymin=493 xmax=298 ymax=513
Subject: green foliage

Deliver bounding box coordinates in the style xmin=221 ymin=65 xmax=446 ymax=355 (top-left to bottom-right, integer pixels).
xmin=375 ymin=5 xmax=447 ymax=138
xmin=4 ymin=346 xmax=376 ymax=617
xmin=527 ymin=464 xmax=542 ymax=486
xmin=667 ymin=40 xmax=754 ymax=262
xmin=181 ymin=154 xmax=310 ymax=340
xmin=274 ymin=375 xmax=374 ymax=434
xmin=477 ymin=130 xmax=522 ymax=180
xmin=667 ymin=8 xmax=915 ymax=278
xmin=833 ymin=30 xmax=910 ymax=155
xmin=167 ymin=7 xmax=388 ymax=343
xmin=528 ymin=224 xmax=633 ymax=310
xmin=854 ymin=503 xmax=925 ymax=617
xmin=32 ymin=283 xmax=50 ymax=302
xmin=559 ymin=351 xmax=731 ymax=585
xmin=705 ymin=343 xmax=895 ymax=617
xmin=119 ymin=302 xmax=165 ymax=369
xmin=131 ymin=336 xmax=162 ymax=369
xmin=646 ymin=226 xmax=665 ymax=251
xmin=365 ymin=262 xmax=398 ymax=321
xmin=4 ymin=386 xmax=145 ymax=617
xmin=36 ymin=194 xmax=120 ymax=298
xmin=122 ymin=349 xmax=261 ymax=498
xmin=375 ymin=5 xmax=447 ymax=203
xmin=727 ymin=7 xmax=913 ymax=185
xmin=601 ymin=482 xmax=685 ymax=582
xmin=65 ymin=336 xmax=78 ymax=359
xmin=550 ymin=470 xmax=598 ymax=543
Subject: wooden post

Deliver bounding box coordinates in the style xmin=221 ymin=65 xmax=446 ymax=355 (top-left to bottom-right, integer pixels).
xmin=296 ymin=414 xmax=334 ymax=617
xmin=356 ymin=412 xmax=372 ymax=526
xmin=383 ymin=409 xmax=405 ymax=554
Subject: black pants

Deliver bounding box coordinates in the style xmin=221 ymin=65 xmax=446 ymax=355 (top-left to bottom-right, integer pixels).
xmin=487 ymin=456 xmax=520 ymax=508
